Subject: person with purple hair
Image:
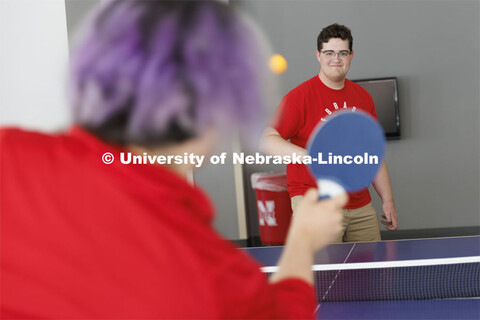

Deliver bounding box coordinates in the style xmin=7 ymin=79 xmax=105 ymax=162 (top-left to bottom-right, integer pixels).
xmin=0 ymin=1 xmax=346 ymax=318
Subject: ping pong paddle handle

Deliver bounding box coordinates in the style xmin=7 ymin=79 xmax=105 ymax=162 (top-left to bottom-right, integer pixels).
xmin=318 ymin=179 xmax=346 ymax=200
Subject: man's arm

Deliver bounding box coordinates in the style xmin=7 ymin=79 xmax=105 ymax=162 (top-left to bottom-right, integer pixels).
xmin=270 ymin=189 xmax=347 ymax=285
xmin=262 ymin=127 xmax=347 ymax=284
xmin=372 ymin=161 xmax=398 ymax=231
xmin=260 ymin=127 xmax=306 ymax=157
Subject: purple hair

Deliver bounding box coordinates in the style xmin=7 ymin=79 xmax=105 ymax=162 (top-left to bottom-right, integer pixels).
xmin=69 ymin=0 xmax=266 ymax=146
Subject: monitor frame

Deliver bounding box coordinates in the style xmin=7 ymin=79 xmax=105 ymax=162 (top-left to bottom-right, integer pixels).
xmin=353 ymin=77 xmax=401 ymax=140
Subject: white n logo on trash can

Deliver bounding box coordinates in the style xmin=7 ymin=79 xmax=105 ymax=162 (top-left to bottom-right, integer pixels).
xmin=257 ymin=200 xmax=277 ymax=226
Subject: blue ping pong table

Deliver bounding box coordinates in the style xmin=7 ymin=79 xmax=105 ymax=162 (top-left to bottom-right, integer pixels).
xmin=244 ymin=236 xmax=480 ymax=320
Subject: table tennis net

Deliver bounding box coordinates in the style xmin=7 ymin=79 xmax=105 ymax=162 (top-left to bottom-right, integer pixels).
xmin=315 ymin=261 xmax=480 ymax=302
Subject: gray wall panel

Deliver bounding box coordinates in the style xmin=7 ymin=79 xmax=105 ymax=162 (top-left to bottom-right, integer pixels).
xmin=236 ymin=0 xmax=480 ymax=232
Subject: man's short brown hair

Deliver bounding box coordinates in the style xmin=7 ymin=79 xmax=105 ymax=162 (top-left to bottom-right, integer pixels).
xmin=317 ymin=23 xmax=353 ymax=51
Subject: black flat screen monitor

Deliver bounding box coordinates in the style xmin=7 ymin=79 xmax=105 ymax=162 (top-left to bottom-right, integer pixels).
xmin=353 ymin=77 xmax=401 ymax=139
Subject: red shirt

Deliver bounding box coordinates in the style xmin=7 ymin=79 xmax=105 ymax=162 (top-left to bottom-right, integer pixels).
xmin=0 ymin=127 xmax=316 ymax=319
xmin=272 ymin=75 xmax=377 ymax=209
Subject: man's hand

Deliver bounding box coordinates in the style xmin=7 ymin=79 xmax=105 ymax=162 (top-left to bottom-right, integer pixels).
xmin=288 ymin=188 xmax=347 ymax=252
xmin=380 ymin=201 xmax=398 ymax=231
xmin=271 ymin=188 xmax=347 ymax=285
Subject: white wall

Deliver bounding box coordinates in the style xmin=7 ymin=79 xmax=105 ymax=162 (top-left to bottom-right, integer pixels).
xmin=0 ymin=0 xmax=70 ymax=131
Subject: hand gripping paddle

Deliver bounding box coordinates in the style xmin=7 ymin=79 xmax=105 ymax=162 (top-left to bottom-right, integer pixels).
xmin=306 ymin=110 xmax=386 ymax=199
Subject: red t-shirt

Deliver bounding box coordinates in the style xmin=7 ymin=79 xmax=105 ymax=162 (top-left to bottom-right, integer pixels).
xmin=272 ymin=75 xmax=377 ymax=209
xmin=0 ymin=127 xmax=316 ymax=319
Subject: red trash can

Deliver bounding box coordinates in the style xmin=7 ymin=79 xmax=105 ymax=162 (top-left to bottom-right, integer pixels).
xmin=251 ymin=172 xmax=292 ymax=245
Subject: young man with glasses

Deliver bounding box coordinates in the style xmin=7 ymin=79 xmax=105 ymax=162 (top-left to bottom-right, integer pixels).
xmin=262 ymin=23 xmax=398 ymax=243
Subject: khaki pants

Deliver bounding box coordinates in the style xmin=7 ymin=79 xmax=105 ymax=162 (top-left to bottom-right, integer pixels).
xmin=291 ymin=195 xmax=381 ymax=243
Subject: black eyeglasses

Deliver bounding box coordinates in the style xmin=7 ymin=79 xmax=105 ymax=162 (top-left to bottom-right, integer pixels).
xmin=320 ymin=50 xmax=351 ymax=58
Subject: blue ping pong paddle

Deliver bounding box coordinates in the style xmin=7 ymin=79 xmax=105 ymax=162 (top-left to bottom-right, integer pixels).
xmin=307 ymin=110 xmax=386 ymax=199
